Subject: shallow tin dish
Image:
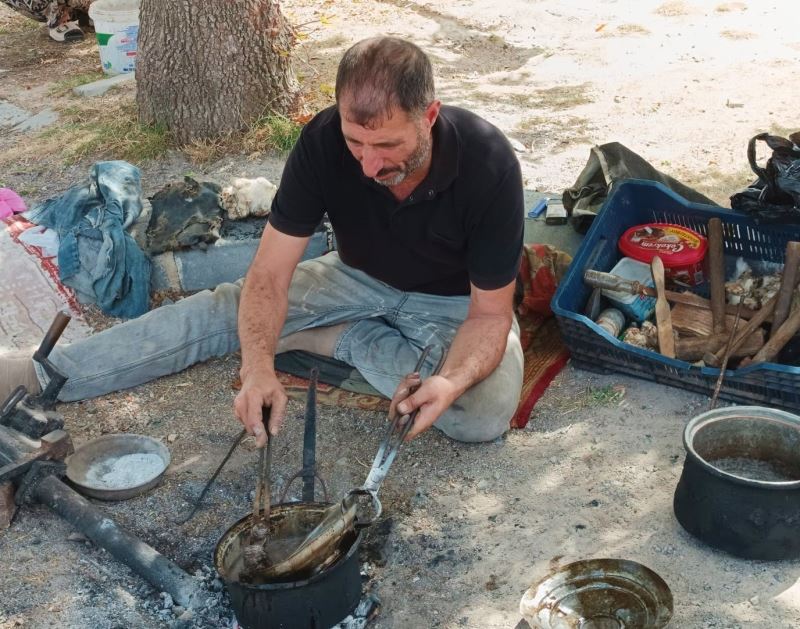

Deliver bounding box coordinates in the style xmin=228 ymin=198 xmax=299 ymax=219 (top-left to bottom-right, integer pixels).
xmin=66 ymin=434 xmax=171 ymax=501
xmin=520 ymin=558 xmax=673 ymax=629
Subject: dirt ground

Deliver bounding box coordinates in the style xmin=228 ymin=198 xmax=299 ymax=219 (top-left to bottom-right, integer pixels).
xmin=1 ymin=1 xmax=800 ymax=628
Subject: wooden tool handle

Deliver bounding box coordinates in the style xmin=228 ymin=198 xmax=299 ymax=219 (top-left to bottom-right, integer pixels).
xmin=752 ymin=302 xmax=800 ymax=363
xmin=651 ymin=256 xmax=675 ymax=358
xmin=707 ymin=218 xmax=726 ymax=335
xmin=583 ymin=270 xmax=756 ymax=319
xmin=770 ymin=241 xmax=800 ymax=338
xmin=675 ymin=329 xmax=764 ymax=361
xmin=708 ymin=294 xmax=778 ymax=366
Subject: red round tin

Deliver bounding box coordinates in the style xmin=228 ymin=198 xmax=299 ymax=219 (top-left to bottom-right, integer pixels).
xmin=619 ymin=223 xmax=708 ymax=286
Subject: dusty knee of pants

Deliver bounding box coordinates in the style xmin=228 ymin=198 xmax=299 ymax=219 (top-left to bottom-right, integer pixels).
xmin=434 ymin=333 xmax=523 ymax=444
xmin=210 ymin=281 xmax=242 ymax=310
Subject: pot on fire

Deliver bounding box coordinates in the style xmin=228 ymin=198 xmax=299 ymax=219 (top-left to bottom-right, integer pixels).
xmin=214 ymin=502 xmax=363 ymax=629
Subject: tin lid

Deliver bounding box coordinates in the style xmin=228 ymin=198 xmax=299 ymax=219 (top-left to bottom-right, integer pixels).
xmin=519 ymin=558 xmax=673 ymax=629
xmin=619 ymin=223 xmax=707 ymax=266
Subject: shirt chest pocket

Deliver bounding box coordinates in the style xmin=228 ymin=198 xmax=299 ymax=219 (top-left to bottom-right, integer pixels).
xmin=426 ymin=205 xmax=468 ymax=252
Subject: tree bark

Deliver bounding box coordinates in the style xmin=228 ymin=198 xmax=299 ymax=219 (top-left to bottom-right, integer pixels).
xmin=136 ymin=0 xmax=297 ymax=144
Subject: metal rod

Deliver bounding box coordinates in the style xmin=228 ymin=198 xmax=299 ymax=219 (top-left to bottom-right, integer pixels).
xmin=302 ymin=368 xmax=319 ymax=503
xmin=252 ymin=431 xmax=271 ymax=526
xmin=177 ymin=429 xmax=246 ymax=524
xmin=710 ymin=304 xmax=742 ymax=410
xmin=34 ymin=475 xmax=203 ymax=608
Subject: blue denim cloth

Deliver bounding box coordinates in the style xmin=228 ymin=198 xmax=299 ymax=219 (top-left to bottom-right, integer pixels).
xmin=24 ymin=161 xmax=151 ymax=318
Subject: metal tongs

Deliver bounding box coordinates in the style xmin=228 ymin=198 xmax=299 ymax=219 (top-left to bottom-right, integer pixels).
xmin=242 ymin=408 xmax=273 ymax=574
xmin=343 ymin=344 xmax=447 ymax=527
xmin=254 ymin=344 xmax=447 ymax=579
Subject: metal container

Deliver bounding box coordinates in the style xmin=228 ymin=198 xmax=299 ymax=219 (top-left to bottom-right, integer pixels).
xmin=66 ymin=434 xmax=170 ymax=501
xmin=674 ymin=406 xmax=800 ymax=560
xmin=519 ymin=558 xmax=673 ymax=628
xmin=214 ymin=502 xmax=362 ymax=629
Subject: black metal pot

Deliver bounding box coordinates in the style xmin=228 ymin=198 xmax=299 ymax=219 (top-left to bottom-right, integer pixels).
xmin=674 ymin=406 xmax=800 ymax=560
xmin=214 ymin=503 xmax=363 ymax=629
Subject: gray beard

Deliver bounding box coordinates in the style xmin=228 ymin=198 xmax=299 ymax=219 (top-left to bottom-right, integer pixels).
xmin=373 ymin=129 xmax=432 ymax=187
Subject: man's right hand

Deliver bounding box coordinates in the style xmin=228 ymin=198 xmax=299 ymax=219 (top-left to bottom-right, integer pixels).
xmin=234 ymin=368 xmax=288 ymax=446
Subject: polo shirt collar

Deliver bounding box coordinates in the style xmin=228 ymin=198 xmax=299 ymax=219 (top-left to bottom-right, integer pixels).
xmin=427 ymin=108 xmax=459 ymax=192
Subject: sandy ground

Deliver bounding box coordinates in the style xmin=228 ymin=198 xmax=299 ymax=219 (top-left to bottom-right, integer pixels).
xmin=1 ymin=1 xmax=800 ymax=628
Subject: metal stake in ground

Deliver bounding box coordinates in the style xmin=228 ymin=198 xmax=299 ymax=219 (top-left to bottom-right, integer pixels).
xmin=709 ymin=304 xmax=742 ymax=410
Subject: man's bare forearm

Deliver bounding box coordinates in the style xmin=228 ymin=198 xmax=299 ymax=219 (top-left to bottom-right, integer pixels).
xmin=439 ymin=312 xmax=512 ymax=396
xmin=238 ymin=273 xmax=288 ymax=379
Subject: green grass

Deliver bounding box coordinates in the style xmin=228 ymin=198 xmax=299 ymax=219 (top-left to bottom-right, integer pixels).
xmin=587 ymin=385 xmax=626 ymax=406
xmin=37 ymin=102 xmax=172 ymax=164
xmin=0 ymin=17 xmax=40 ymax=35
xmin=2 ymin=90 xmax=305 ymax=169
xmin=249 ymin=112 xmax=303 ymax=153
xmin=48 ymin=72 xmax=107 ymax=96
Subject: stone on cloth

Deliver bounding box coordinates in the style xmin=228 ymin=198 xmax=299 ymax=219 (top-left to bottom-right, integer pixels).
xmin=220 ymin=177 xmax=277 ymax=220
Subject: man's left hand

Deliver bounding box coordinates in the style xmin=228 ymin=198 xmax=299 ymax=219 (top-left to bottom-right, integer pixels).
xmin=390 ymin=374 xmax=460 ymax=440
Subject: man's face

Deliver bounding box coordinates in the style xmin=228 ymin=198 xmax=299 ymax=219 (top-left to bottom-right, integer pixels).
xmin=340 ymin=100 xmax=440 ymax=187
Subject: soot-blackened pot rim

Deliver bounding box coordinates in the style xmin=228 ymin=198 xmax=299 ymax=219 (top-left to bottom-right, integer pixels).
xmin=213 ymin=502 xmax=363 ymax=592
xmin=683 ymin=406 xmax=800 ymax=490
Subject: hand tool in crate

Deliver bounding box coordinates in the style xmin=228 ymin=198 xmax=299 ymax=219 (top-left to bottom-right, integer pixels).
xmin=552 ymin=179 xmax=800 ymax=410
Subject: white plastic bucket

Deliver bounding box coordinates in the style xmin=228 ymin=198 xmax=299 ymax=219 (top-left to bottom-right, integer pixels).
xmin=88 ymin=0 xmax=140 ymax=75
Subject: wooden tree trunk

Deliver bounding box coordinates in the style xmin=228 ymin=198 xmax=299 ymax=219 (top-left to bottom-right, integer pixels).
xmin=136 ymin=0 xmax=297 ymax=144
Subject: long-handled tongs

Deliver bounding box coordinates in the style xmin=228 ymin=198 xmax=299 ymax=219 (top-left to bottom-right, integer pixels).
xmin=254 ymin=344 xmax=447 ymax=579
xmin=344 ymin=344 xmax=447 ymax=526
xmin=242 ymin=408 xmax=273 ymax=572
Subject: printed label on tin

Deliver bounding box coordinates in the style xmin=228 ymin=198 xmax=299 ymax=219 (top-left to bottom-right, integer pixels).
xmin=625 ymin=225 xmax=702 ymax=256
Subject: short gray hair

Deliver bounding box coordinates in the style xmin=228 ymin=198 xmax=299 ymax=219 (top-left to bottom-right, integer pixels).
xmin=335 ymin=37 xmax=435 ymax=125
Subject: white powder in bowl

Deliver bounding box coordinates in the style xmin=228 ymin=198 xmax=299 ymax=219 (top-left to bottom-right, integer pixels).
xmin=85 ymin=452 xmax=165 ymax=489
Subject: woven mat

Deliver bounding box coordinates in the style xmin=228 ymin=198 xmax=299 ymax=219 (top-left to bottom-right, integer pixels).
xmin=509 ymin=315 xmax=570 ymax=429
xmin=278 ymin=371 xmax=390 ymax=412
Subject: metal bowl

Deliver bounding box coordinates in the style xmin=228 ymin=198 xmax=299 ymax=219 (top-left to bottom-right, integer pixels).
xmin=520 ymin=558 xmax=673 ymax=629
xmin=674 ymin=406 xmax=800 ymax=559
xmin=66 ymin=434 xmax=171 ymax=501
xmin=215 ymin=503 xmax=363 ymax=629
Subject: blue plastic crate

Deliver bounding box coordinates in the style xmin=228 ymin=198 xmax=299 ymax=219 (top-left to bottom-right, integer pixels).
xmin=551 ymin=179 xmax=800 ymax=410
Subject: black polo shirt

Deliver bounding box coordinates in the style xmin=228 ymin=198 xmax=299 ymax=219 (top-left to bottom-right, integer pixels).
xmin=269 ymin=105 xmax=523 ymax=296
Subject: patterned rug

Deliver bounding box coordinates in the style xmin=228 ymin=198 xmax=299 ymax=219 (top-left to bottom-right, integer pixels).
xmin=509 ymin=315 xmax=570 ymax=429
xmin=1 ymin=215 xmax=91 ymax=351
xmin=277 ymin=371 xmax=390 ymax=412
